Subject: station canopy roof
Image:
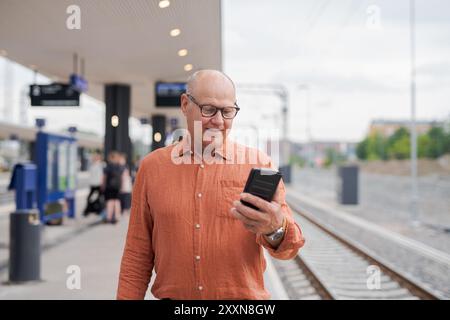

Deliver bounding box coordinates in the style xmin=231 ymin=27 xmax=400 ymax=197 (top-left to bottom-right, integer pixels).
xmin=0 ymin=0 xmax=222 ymax=120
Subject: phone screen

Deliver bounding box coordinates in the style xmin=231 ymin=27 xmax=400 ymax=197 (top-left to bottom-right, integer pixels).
xmin=241 ymin=168 xmax=282 ymax=210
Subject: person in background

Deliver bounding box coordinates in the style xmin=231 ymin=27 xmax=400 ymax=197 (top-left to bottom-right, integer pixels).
xmin=119 ymin=153 xmax=132 ymax=216
xmin=83 ymin=151 xmax=104 ymax=216
xmin=131 ymin=155 xmax=141 ymax=184
xmin=102 ymin=151 xmax=124 ymax=224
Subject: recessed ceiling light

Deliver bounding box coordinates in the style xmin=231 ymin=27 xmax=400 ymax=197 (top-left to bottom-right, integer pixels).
xmin=184 ymin=64 xmax=193 ymax=72
xmin=159 ymin=0 xmax=170 ymax=9
xmin=170 ymin=28 xmax=180 ymax=37
xmin=178 ymin=49 xmax=188 ymax=57
xmin=111 ymin=115 xmax=119 ymax=127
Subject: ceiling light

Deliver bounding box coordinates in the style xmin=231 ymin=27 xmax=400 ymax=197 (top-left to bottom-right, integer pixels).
xmin=184 ymin=64 xmax=193 ymax=72
xmin=159 ymin=0 xmax=170 ymax=9
xmin=170 ymin=28 xmax=180 ymax=37
xmin=178 ymin=49 xmax=188 ymax=57
xmin=111 ymin=115 xmax=119 ymax=127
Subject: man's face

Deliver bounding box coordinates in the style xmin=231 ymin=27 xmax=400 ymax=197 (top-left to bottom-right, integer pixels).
xmin=181 ymin=75 xmax=236 ymax=149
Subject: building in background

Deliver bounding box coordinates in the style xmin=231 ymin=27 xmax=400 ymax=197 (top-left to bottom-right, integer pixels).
xmin=369 ymin=119 xmax=445 ymax=137
xmin=290 ymin=141 xmax=357 ymax=167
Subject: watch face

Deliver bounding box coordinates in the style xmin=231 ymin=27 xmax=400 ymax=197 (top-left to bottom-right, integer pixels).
xmin=270 ymin=228 xmax=284 ymax=241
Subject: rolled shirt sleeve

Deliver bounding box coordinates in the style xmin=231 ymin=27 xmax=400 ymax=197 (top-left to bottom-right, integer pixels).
xmin=256 ymin=180 xmax=305 ymax=260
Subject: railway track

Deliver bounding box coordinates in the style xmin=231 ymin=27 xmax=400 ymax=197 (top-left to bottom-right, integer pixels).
xmin=272 ymin=201 xmax=440 ymax=300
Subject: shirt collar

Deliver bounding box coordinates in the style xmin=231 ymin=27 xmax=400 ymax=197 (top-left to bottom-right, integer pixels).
xmin=175 ymin=138 xmax=233 ymax=161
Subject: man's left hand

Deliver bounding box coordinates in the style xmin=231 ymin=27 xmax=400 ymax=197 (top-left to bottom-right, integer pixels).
xmin=230 ymin=192 xmax=284 ymax=235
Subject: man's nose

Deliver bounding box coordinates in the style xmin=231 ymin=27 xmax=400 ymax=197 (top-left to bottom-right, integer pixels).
xmin=211 ymin=110 xmax=224 ymax=125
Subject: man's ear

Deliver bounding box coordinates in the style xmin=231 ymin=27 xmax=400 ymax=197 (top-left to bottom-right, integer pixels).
xmin=180 ymin=93 xmax=188 ymax=116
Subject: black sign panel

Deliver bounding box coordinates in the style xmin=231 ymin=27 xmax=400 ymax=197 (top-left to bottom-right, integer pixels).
xmin=29 ymin=83 xmax=80 ymax=106
xmin=155 ymin=82 xmax=186 ymax=107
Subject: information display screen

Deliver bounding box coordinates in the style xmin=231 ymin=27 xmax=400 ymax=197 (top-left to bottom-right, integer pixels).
xmin=155 ymin=82 xmax=186 ymax=107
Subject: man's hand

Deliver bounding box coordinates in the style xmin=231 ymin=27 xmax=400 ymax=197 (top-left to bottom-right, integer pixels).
xmin=230 ymin=191 xmax=285 ymax=236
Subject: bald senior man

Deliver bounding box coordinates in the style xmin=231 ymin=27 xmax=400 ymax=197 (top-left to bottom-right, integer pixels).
xmin=117 ymin=70 xmax=305 ymax=300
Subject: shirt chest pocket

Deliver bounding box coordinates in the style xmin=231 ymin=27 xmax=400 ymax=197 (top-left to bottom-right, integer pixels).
xmin=216 ymin=180 xmax=245 ymax=219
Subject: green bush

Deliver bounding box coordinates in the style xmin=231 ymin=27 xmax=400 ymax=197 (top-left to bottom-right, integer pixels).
xmin=356 ymin=137 xmax=369 ymax=160
xmin=323 ymin=148 xmax=346 ymax=167
xmin=356 ymin=125 xmax=449 ymax=161
xmin=289 ymin=154 xmax=306 ymax=168
xmin=418 ymin=134 xmax=431 ymax=158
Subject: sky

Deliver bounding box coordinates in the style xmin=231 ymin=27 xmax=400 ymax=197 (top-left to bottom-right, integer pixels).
xmin=0 ymin=0 xmax=449 ymax=144
xmin=223 ymin=0 xmax=450 ymax=142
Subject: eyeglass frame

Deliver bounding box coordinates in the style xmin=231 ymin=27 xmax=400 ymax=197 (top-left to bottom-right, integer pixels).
xmin=185 ymin=93 xmax=240 ymax=119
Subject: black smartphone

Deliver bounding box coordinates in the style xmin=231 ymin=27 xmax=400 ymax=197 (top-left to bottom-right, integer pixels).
xmin=241 ymin=168 xmax=282 ymax=211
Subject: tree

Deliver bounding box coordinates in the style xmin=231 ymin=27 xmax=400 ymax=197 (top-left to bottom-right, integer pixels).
xmin=368 ymin=133 xmax=388 ymax=160
xmin=357 ymin=125 xmax=450 ymax=162
xmin=289 ymin=154 xmax=306 ymax=168
xmin=388 ymin=135 xmax=410 ymax=159
xmin=356 ymin=133 xmax=388 ymax=160
xmin=356 ymin=137 xmax=369 ymax=160
xmin=323 ymin=148 xmax=346 ymax=167
xmin=426 ymin=127 xmax=447 ymax=158
xmin=387 ymin=127 xmax=410 ymax=159
xmin=446 ymin=130 xmax=450 ymax=154
xmin=418 ymin=134 xmax=430 ymax=158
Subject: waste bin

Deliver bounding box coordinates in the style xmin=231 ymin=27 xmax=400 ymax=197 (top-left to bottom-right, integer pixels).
xmin=8 ymin=163 xmax=37 ymax=210
xmin=337 ymin=165 xmax=359 ymax=205
xmin=9 ymin=209 xmax=41 ymax=282
xmin=279 ymin=164 xmax=292 ymax=184
xmin=8 ymin=162 xmax=41 ymax=282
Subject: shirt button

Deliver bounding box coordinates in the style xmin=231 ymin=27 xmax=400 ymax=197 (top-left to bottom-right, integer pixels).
xmin=198 ymin=286 xmax=203 ymax=291
xmin=197 ymin=193 xmax=202 ymax=198
xmin=200 ymin=164 xmax=205 ymax=169
xmin=195 ymin=224 xmax=200 ymax=229
xmin=195 ymin=255 xmax=200 ymax=261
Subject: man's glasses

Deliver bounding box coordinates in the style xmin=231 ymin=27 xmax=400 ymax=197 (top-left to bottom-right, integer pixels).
xmin=186 ymin=94 xmax=240 ymax=119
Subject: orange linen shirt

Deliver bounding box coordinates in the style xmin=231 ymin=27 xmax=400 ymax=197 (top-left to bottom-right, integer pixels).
xmin=117 ymin=140 xmax=305 ymax=300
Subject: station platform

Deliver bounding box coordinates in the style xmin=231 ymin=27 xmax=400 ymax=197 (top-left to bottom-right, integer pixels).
xmin=0 ymin=187 xmax=289 ymax=300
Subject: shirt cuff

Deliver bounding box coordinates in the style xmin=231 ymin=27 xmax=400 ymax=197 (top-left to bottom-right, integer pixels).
xmin=256 ymin=216 xmax=305 ymax=260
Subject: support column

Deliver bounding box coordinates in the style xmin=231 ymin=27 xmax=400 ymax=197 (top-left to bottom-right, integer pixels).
xmin=151 ymin=115 xmax=166 ymax=151
xmin=104 ymin=84 xmax=132 ymax=164
xmin=78 ymin=147 xmax=88 ymax=171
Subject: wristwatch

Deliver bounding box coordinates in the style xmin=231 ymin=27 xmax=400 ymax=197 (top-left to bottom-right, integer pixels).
xmin=264 ymin=218 xmax=287 ymax=242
